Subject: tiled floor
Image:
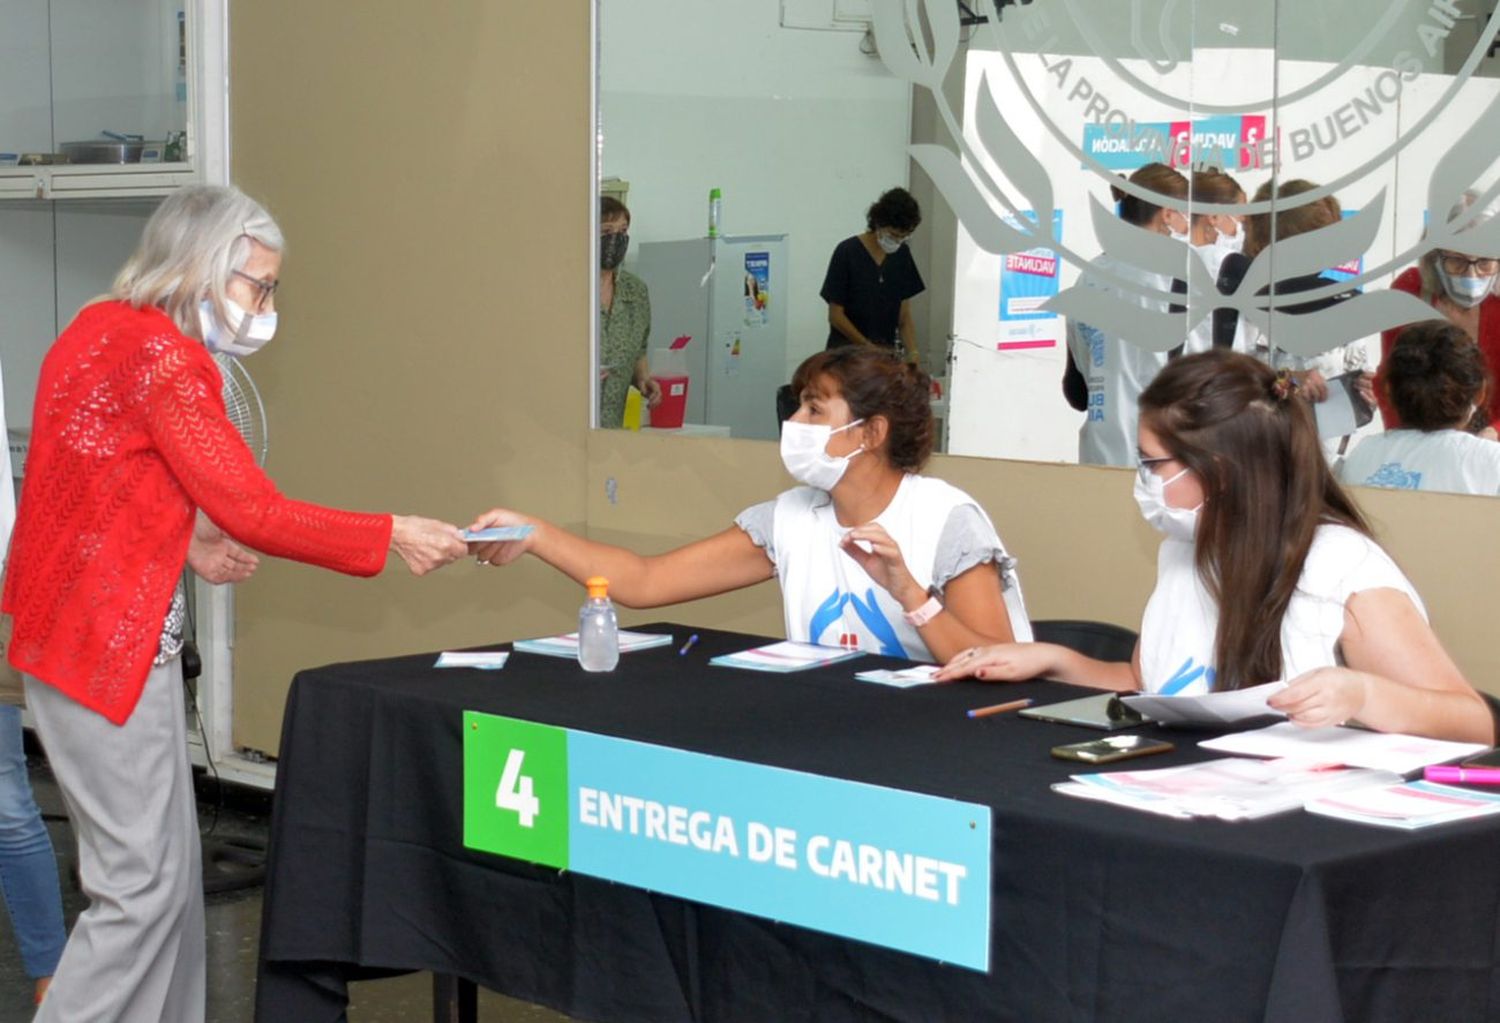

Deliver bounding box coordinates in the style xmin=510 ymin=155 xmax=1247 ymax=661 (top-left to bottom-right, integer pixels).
xmin=0 ymin=744 xmax=576 ymax=1022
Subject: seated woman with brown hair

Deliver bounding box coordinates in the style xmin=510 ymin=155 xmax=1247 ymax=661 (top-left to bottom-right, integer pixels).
xmin=1340 ymin=320 xmax=1500 ymax=496
xmin=938 ymin=349 xmax=1492 ymax=744
xmin=470 ymin=346 xmax=1029 ymax=662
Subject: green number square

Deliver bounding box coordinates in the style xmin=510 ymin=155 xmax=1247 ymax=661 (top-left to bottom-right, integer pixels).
xmin=463 ymin=711 xmax=570 ymax=869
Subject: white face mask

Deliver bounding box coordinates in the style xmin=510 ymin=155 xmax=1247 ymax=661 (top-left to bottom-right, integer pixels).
xmin=1215 ymin=230 xmax=1245 ymax=256
xmin=199 ymin=298 xmax=277 ymax=357
xmin=1133 ymin=466 xmax=1200 ymax=542
xmin=1437 ymin=266 xmax=1494 ymax=309
xmin=780 ymin=418 xmax=865 ymax=491
xmin=876 ymin=231 xmax=904 ymax=255
xmin=1169 ymin=229 xmax=1191 ymax=246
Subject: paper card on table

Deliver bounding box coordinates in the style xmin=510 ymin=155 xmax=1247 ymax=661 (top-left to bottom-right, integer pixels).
xmin=512 ymin=631 xmax=674 ymax=658
xmin=854 ymin=664 xmax=940 ymax=688
xmin=1121 ymin=681 xmax=1287 ymax=726
xmin=1304 ymin=780 xmax=1500 ymax=830
xmin=461 ymin=525 xmax=535 ymax=543
xmin=435 ymin=650 xmax=510 ymax=670
xmin=1199 ymin=722 xmax=1488 ymax=774
xmin=710 ymin=641 xmax=864 ymax=673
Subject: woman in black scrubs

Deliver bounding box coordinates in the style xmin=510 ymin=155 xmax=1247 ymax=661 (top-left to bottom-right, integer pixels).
xmin=821 ymin=187 xmax=925 ymax=363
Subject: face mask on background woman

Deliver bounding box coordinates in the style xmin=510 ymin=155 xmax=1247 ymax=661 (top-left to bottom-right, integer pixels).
xmin=1437 ymin=265 xmax=1494 ymax=309
xmin=600 ymin=231 xmax=630 ymax=271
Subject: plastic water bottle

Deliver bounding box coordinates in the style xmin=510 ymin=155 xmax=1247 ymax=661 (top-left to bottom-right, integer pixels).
xmin=577 ymin=576 xmax=619 ymax=672
xmin=708 ymin=187 xmax=722 ymax=238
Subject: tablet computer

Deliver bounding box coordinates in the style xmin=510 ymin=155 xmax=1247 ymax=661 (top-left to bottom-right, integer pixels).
xmin=1018 ymin=693 xmax=1143 ymax=731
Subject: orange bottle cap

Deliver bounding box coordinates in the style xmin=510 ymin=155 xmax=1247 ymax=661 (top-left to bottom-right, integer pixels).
xmin=586 ymin=576 xmax=610 ymax=599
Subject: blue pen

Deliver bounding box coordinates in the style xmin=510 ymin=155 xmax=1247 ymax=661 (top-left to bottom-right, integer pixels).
xmin=679 ymin=634 xmax=700 ymax=656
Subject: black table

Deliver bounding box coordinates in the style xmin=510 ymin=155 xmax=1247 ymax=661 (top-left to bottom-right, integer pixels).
xmin=254 ymin=624 xmax=1500 ymax=1023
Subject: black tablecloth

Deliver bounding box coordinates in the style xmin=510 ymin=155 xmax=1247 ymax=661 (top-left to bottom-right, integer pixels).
xmin=255 ymin=624 xmax=1500 ymax=1023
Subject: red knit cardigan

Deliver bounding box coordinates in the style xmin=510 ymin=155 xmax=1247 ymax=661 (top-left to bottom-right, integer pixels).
xmin=3 ymin=301 xmax=393 ymax=724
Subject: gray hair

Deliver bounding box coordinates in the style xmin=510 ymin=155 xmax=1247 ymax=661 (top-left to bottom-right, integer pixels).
xmin=1418 ymin=189 xmax=1499 ymax=302
xmin=112 ymin=185 xmax=284 ymax=340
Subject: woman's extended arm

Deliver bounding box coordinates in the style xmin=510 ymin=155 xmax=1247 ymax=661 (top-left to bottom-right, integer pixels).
xmin=933 ymin=639 xmax=1141 ymax=691
xmin=1268 ymin=588 xmax=1494 ymax=743
xmin=468 ymin=508 xmax=775 ymax=608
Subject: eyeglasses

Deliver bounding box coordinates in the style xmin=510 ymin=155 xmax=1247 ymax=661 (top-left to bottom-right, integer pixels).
xmin=1136 ymin=454 xmax=1175 ymax=483
xmin=232 ymin=269 xmax=279 ymax=311
xmin=1439 ymin=253 xmax=1500 ymax=277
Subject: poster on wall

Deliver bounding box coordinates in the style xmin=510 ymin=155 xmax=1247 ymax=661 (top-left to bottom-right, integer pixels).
xmin=1322 ymin=210 xmax=1365 ymax=288
xmin=998 ymin=209 xmax=1064 ymax=322
xmin=743 ymin=251 xmax=771 ymax=327
xmin=1081 ymin=114 xmax=1273 ymax=172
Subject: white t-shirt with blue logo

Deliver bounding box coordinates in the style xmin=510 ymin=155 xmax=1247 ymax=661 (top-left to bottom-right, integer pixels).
xmin=735 ymin=475 xmax=1031 ymax=662
xmin=1065 ymin=255 xmax=1174 ymax=468
xmin=1139 ymin=524 xmax=1424 ymax=694
xmin=1338 ymin=428 xmax=1500 ymax=498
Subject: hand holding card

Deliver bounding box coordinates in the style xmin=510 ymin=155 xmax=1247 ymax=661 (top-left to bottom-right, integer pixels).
xmin=466 ymin=509 xmax=539 ymax=567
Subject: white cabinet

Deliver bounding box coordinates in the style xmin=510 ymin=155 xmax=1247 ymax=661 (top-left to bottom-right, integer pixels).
xmin=0 ymin=0 xmax=227 ymax=200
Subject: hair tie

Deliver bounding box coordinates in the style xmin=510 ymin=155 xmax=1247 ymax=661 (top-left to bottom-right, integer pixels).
xmin=1270 ymin=369 xmax=1298 ymax=403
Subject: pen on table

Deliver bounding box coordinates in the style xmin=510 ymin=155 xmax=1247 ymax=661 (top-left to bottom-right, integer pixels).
xmin=679 ymin=634 xmax=700 ymax=656
xmin=1424 ymin=764 xmax=1500 ymax=785
xmin=966 ymin=697 xmax=1033 ymax=719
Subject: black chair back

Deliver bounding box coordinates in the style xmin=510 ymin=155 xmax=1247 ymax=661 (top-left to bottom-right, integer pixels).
xmin=1031 ymin=619 xmax=1138 ymax=664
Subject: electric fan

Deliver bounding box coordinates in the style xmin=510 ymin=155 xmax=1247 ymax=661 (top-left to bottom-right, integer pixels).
xmin=213 ymin=352 xmax=268 ymax=465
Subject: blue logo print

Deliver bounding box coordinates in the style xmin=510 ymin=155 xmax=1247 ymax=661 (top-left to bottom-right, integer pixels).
xmin=808 ymin=588 xmax=904 ymax=657
xmin=1365 ymin=462 xmax=1421 ymax=491
xmin=1161 ymin=656 xmax=1215 ymax=695
xmin=1079 ymin=323 xmax=1106 ymax=369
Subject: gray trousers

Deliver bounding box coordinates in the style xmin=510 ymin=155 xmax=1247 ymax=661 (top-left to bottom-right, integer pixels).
xmin=26 ymin=661 xmax=205 ymax=1023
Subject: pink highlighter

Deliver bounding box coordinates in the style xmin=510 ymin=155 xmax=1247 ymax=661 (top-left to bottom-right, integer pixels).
xmin=1424 ymin=764 xmax=1500 ymax=785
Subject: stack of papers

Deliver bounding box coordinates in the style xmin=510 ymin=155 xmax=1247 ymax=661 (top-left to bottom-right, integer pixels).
xmin=1122 ymin=681 xmax=1287 ymax=726
xmin=1305 ymin=780 xmax=1500 ymax=830
xmin=1199 ymin=723 xmax=1489 ymax=774
xmin=1056 ymin=757 xmax=1402 ymax=820
xmin=710 ymin=641 xmax=863 ymax=673
xmin=434 ymin=650 xmax=510 ymax=670
xmin=512 ymin=631 xmax=674 ymax=658
xmin=854 ymin=665 xmax=940 ymax=688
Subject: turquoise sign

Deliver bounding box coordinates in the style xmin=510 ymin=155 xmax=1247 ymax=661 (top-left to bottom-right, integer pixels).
xmin=464 ymin=711 xmax=993 ymax=970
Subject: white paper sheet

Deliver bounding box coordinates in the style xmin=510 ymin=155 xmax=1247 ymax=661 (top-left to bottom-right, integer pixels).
xmin=1121 ymin=681 xmax=1287 ymax=726
xmin=1199 ymin=722 xmax=1488 ymax=774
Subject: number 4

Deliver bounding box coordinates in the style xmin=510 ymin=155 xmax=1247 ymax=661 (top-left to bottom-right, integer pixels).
xmin=496 ymin=748 xmax=540 ymax=828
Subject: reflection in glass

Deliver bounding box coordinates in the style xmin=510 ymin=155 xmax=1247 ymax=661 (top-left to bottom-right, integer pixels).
xmin=597 ymin=0 xmax=1500 ymax=492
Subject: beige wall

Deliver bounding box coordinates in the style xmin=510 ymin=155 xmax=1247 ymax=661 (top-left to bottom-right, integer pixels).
xmin=229 ymin=1 xmax=1499 ymax=755
xmin=229 ymin=2 xmax=595 ymax=751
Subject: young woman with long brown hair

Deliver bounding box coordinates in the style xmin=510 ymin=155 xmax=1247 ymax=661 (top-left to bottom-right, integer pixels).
xmin=938 ymin=349 xmax=1492 ymax=743
xmin=471 ymin=346 xmax=1029 ymax=662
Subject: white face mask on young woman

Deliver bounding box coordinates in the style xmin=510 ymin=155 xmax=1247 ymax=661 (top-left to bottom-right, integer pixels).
xmin=1133 ymin=465 xmax=1201 ymax=542
xmin=199 ymin=298 xmax=277 ymax=357
xmin=1214 ymin=229 xmax=1245 ymax=258
xmin=875 ymin=231 xmax=905 ymax=255
xmin=780 ymin=418 xmax=865 ymax=491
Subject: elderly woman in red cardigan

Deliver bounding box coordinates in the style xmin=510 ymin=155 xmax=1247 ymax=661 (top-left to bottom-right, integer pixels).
xmin=2 ymin=185 xmax=467 ymax=1022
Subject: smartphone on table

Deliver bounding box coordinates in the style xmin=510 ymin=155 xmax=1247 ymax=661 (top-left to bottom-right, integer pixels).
xmin=1052 ymin=734 xmax=1175 ymax=764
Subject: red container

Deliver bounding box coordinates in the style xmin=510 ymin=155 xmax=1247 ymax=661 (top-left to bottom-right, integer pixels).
xmin=649 ymin=375 xmax=689 ymax=429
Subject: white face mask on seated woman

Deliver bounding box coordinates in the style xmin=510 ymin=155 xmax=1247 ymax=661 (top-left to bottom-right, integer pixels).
xmin=1133 ymin=464 xmax=1201 ymax=542
xmin=780 ymin=419 xmax=865 ymax=491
